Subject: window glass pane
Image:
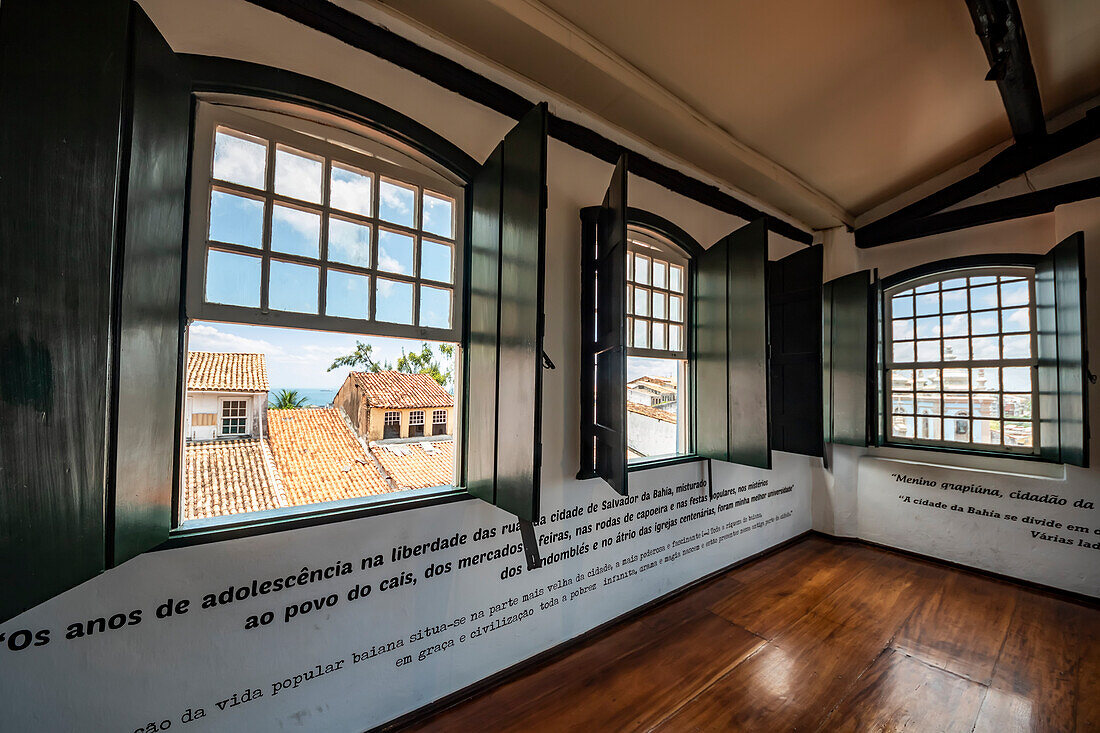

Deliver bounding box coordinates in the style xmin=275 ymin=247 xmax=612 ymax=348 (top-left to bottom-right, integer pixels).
xmin=1000 ymin=279 xmax=1029 ymax=307
xmin=941 ymin=277 xmax=967 ymax=290
xmin=916 ymin=415 xmax=942 ymax=440
xmin=893 ymin=341 xmax=914 ymax=362
xmin=327 ymin=218 xmax=372 ymax=268
xmin=944 ymin=393 xmax=970 ymax=417
xmin=330 ymin=164 xmax=372 ymax=216
xmin=652 ymin=260 xmax=667 ymax=289
xmin=943 ymin=338 xmax=969 ymax=361
xmin=915 ymin=316 xmax=940 ymax=339
xmin=422 ymin=191 xmax=454 ymax=239
xmin=970 ymin=284 xmax=998 ymax=310
xmin=971 ymin=311 xmax=998 ymax=335
xmin=205 ymin=250 xmax=260 ymax=307
xmin=380 ymin=179 xmax=416 ymax=228
xmin=943 ymin=368 xmax=969 ymax=391
xmin=271 ymin=204 xmax=320 ymax=258
xmin=1002 ymin=366 xmax=1031 ymax=392
xmin=274 ymin=145 xmax=322 ymax=203
xmin=378 ymin=229 xmax=414 ymax=275
xmin=915 ymin=293 xmax=940 ymax=315
xmin=652 ymin=323 xmax=666 ymax=350
xmin=668 ymin=324 xmax=682 ymax=351
xmin=893 ymin=319 xmax=914 ymax=340
xmin=1004 ymin=422 xmax=1032 ymax=447
xmin=269 ymin=261 xmax=318 ymax=313
xmin=945 ymin=417 xmax=970 ymax=442
xmin=633 ymin=319 xmax=649 ymax=348
xmin=213 ymin=129 xmax=266 ymax=188
xmin=973 ymin=394 xmax=999 ymax=418
xmin=625 ymin=284 xmax=634 ymax=315
xmin=1002 ymin=307 xmax=1030 ymax=333
xmin=669 ymin=295 xmax=683 ymax=323
xmin=1003 ymin=394 xmax=1031 ymax=419
xmin=972 ymin=336 xmax=999 ymax=360
xmin=891 ymin=370 xmax=913 ymax=390
xmin=942 ymin=313 xmax=968 ymax=337
xmin=634 ymin=254 xmax=650 ymax=285
xmin=376 ymin=278 xmax=413 ymax=324
xmin=915 ymin=368 xmax=940 ymax=390
xmin=1002 ymin=334 xmax=1031 ymax=359
xmin=634 ymin=288 xmax=650 ymax=317
xmin=892 ymin=415 xmax=914 ymax=439
xmin=916 ymin=340 xmax=940 ymax=362
xmin=626 ymin=316 xmax=633 ymax=346
xmin=970 ymin=275 xmax=997 ymax=286
xmin=915 ymin=282 xmax=938 ymax=294
xmin=916 ymin=392 xmax=941 ymax=415
xmin=669 ymin=265 xmax=683 ymax=293
xmin=419 ymin=285 xmax=452 ymax=329
xmin=891 ymin=295 xmax=914 ymax=318
xmin=973 ymin=420 xmax=1000 ymax=445
xmin=971 ymin=367 xmax=999 ymax=392
xmin=421 ymin=240 xmax=453 ymax=283
xmin=326 ymin=271 xmax=370 ymax=320
xmin=653 ymin=291 xmax=667 ymax=320
xmin=209 ymin=190 xmax=264 ymax=248
xmin=891 ymin=393 xmax=914 ymax=414
xmin=941 ymin=290 xmax=968 ymax=313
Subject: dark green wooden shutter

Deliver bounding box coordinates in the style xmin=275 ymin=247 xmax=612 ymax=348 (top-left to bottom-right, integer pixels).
xmin=111 ymin=5 xmax=191 ymax=566
xmin=464 ymin=104 xmax=548 ymax=520
xmin=594 ymin=155 xmax=629 ymax=495
xmin=1037 ymin=232 xmax=1089 ymax=467
xmin=693 ymin=219 xmax=771 ymax=468
xmin=768 ymin=245 xmax=823 ymax=456
xmin=823 ymin=270 xmax=872 ymax=446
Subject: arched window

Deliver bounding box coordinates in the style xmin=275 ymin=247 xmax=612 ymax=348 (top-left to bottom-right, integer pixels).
xmin=884 ymin=267 xmax=1039 ymax=454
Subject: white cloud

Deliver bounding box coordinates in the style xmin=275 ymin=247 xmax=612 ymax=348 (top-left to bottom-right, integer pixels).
xmin=275 ymin=149 xmax=322 ymax=202
xmin=188 ymin=323 xmax=280 ymax=355
xmin=273 ymin=205 xmax=320 ymax=241
xmin=213 ymin=133 xmax=266 ymax=188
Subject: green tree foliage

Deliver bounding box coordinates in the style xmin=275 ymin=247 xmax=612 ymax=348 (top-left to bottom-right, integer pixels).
xmin=328 ymin=341 xmax=454 ymax=388
xmin=269 ymin=388 xmax=309 ymax=410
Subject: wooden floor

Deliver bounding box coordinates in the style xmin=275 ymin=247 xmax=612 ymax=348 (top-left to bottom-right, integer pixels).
xmin=403 ymin=535 xmax=1099 ymax=732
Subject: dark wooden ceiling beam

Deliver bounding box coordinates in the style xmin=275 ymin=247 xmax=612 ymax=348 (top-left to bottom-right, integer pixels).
xmin=966 ymin=0 xmax=1046 ymax=142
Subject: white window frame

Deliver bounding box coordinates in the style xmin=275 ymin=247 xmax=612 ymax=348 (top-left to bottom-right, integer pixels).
xmin=186 ymin=101 xmax=465 ymax=343
xmin=220 ymin=398 xmax=249 ymax=437
xmin=432 ymin=409 xmax=447 ymax=424
xmin=883 ymin=266 xmax=1040 ymax=455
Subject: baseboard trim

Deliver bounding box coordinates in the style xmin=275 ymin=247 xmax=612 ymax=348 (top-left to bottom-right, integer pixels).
xmin=811 ymin=530 xmax=1100 ymax=608
xmin=370 ymin=528 xmax=814 ymax=732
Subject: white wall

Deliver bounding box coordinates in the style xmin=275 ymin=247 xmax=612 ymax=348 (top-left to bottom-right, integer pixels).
xmin=815 ymin=174 xmax=1100 ymax=598
xmin=626 ymin=411 xmax=677 ymax=457
xmin=0 ymin=3 xmax=816 ymax=731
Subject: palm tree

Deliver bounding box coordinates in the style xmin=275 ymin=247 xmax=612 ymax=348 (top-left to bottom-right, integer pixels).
xmin=269 ymin=389 xmax=309 ymax=410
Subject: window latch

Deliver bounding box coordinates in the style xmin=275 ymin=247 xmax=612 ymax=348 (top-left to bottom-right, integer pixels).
xmin=518 ymin=519 xmax=542 ymax=570
xmin=542 ymin=351 xmax=556 ymax=370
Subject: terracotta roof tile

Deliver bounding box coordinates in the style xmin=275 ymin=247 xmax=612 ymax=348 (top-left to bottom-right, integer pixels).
xmin=351 ymin=371 xmax=453 ymax=409
xmin=268 ymin=407 xmax=395 ymax=504
xmin=182 ymin=439 xmax=283 ymax=521
xmin=187 ymin=352 xmax=269 ymax=392
xmin=628 ymin=376 xmax=677 ymax=394
xmin=627 ymin=401 xmax=677 ymax=423
xmin=371 ymin=439 xmax=455 ymax=490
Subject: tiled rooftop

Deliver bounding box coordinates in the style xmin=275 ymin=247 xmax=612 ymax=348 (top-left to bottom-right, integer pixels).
xmin=351 ymin=371 xmax=454 ymax=409
xmin=627 ymin=401 xmax=677 ymax=423
xmin=182 ymin=438 xmax=284 ymax=521
xmin=267 ymin=407 xmax=395 ymax=505
xmin=370 ymin=439 xmax=455 ymax=490
xmin=187 ymin=352 xmax=269 ymax=393
xmin=627 ymin=376 xmax=677 ymax=394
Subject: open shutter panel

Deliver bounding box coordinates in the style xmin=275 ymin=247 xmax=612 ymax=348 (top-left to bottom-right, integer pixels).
xmin=594 ymin=154 xmax=629 ymax=495
xmin=694 ymin=231 xmax=732 ymax=462
xmin=1037 ymin=232 xmax=1089 ymax=467
xmin=464 ymin=103 xmax=548 ymax=521
xmin=823 ymin=270 xmax=873 ymax=446
xmin=112 ymin=4 xmax=191 ymax=566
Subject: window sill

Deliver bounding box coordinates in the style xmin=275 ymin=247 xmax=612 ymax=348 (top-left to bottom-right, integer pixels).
xmin=160 ymin=485 xmax=472 ymax=550
xmin=866 ymin=443 xmax=1064 ymax=479
xmin=627 ymin=454 xmax=704 ymax=473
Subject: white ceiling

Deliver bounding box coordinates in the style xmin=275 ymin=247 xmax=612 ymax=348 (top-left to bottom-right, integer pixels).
xmin=370 ymin=0 xmax=1100 ymax=229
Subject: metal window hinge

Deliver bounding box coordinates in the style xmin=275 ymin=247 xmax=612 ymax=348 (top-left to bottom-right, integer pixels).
xmin=542 ymin=351 xmax=556 ymax=370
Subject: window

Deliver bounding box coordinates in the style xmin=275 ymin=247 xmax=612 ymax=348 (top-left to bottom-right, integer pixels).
xmin=383 ymin=410 xmax=401 ymax=439
xmin=220 ymin=399 xmax=248 ymax=436
xmin=625 ymin=227 xmax=690 ymax=461
xmin=884 ymin=267 xmax=1039 ymax=454
xmin=433 ymin=409 xmax=448 ymax=435
xmin=409 ymin=410 xmax=425 ymax=437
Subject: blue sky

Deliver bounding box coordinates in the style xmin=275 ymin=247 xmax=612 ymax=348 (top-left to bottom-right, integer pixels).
xmin=188 ymin=320 xmax=454 ymax=389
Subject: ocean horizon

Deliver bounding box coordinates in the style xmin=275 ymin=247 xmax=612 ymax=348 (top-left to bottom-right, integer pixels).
xmin=269 ymin=387 xmax=339 ymax=407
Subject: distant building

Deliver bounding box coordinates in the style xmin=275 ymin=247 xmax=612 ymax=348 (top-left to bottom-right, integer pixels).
xmin=335 ymin=371 xmax=455 ymax=441
xmin=627 ymin=401 xmax=677 ymax=458
xmin=627 ymin=376 xmax=677 ymax=413
xmin=184 ymin=352 xmax=269 ymax=442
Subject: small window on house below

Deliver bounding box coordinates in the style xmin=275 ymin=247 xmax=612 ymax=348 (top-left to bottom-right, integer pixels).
xmin=625 ymin=227 xmax=690 ymax=461
xmin=884 ymin=267 xmax=1039 ymax=455
xmin=180 ymin=100 xmax=463 ymax=527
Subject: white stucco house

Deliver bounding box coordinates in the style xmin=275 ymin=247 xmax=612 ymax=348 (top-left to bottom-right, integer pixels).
xmin=184 ymin=352 xmax=269 ymax=442
xmin=627 ymin=375 xmax=678 ymax=413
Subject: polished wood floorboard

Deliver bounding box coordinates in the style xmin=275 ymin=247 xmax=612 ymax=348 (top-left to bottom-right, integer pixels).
xmin=403 ymin=536 xmax=1099 ymax=732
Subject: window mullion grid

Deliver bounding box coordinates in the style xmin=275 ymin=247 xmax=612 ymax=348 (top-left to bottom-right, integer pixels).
xmin=412 ymin=181 xmax=423 ymax=329
xmin=260 ymin=140 xmax=277 ymax=313
xmin=318 ymin=158 xmax=332 ymax=319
